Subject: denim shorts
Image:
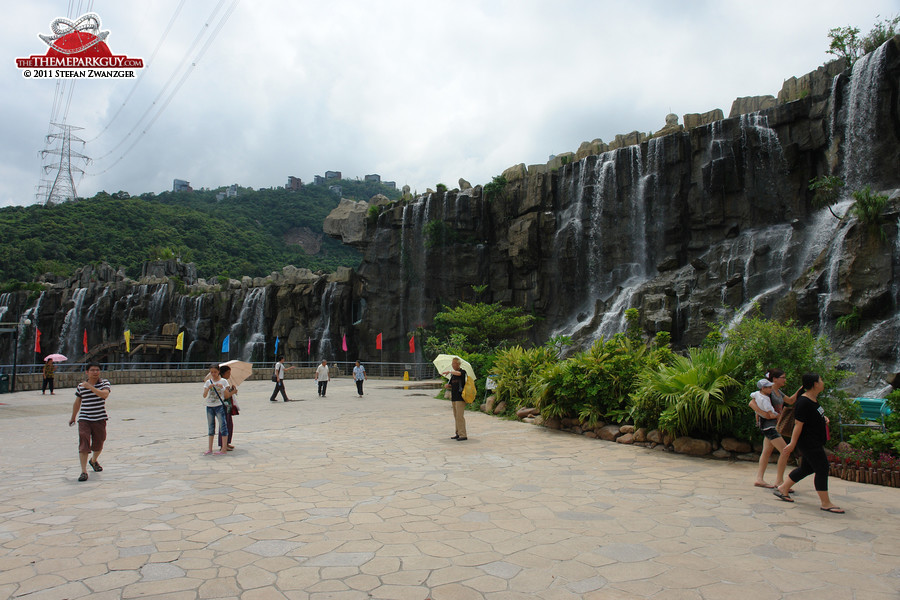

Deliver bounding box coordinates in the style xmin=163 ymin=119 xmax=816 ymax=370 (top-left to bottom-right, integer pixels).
xmin=761 ymin=427 xmax=782 ymax=441
xmin=206 ymin=405 xmax=229 ymax=437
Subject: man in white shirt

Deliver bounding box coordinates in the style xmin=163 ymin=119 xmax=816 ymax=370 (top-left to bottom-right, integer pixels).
xmin=315 ymin=359 xmax=330 ymax=397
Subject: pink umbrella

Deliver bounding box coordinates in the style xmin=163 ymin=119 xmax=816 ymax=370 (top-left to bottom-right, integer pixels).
xmin=44 ymin=353 xmax=67 ymax=362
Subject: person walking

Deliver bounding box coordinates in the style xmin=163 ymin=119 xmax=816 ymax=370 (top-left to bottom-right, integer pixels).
xmin=202 ymin=364 xmax=231 ymax=455
xmin=270 ymin=355 xmax=293 ymax=402
xmin=352 ymin=360 xmax=367 ymax=397
xmin=315 ymin=359 xmax=330 ymax=397
xmin=442 ymin=356 xmax=468 ymax=441
xmin=773 ymin=373 xmax=844 ymax=513
xmin=68 ymin=363 xmax=111 ymax=482
xmin=42 ymin=357 xmax=56 ymax=395
xmin=750 ymin=368 xmax=798 ymax=489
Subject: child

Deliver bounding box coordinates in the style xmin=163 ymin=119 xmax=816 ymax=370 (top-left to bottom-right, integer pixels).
xmin=202 ymin=364 xmax=231 ymax=455
xmin=750 ymin=379 xmax=779 ymax=437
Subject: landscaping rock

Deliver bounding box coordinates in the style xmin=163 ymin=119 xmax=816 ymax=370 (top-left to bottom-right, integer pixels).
xmin=721 ymin=437 xmax=752 ymax=453
xmin=736 ymin=453 xmax=758 ymax=462
xmin=584 ymin=431 xmax=598 ymax=439
xmin=712 ymin=449 xmax=731 ymax=459
xmin=673 ymin=437 xmax=712 ymax=456
xmin=516 ymin=407 xmax=538 ymax=419
xmin=620 ymin=425 xmax=635 ymax=434
xmin=617 ymin=433 xmax=635 ymax=444
xmin=633 ymin=428 xmax=647 ymax=442
xmin=544 ymin=417 xmax=561 ymax=430
xmin=598 ymin=425 xmax=622 ymax=441
xmin=647 ymin=430 xmax=663 ymax=444
xmin=493 ymin=401 xmax=507 ymax=415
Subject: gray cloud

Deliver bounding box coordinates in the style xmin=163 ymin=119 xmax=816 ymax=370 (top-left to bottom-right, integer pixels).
xmin=1 ymin=0 xmax=896 ymax=206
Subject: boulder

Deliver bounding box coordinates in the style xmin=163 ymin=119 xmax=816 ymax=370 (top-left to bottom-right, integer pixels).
xmin=459 ymin=178 xmax=472 ymax=190
xmin=728 ymin=95 xmax=776 ymax=118
xmin=619 ymin=425 xmax=635 ymax=434
xmin=720 ymin=437 xmax=752 ymax=453
xmin=516 ymin=407 xmax=538 ymax=419
xmin=633 ymin=428 xmax=647 ymax=442
xmin=323 ymin=198 xmax=369 ymax=246
xmin=616 ymin=433 xmax=635 ymax=444
xmin=712 ymin=449 xmax=731 ymax=459
xmin=646 ymin=429 xmax=663 ymax=444
xmin=598 ymin=425 xmax=622 ymax=441
xmin=493 ymin=401 xmax=507 ymax=415
xmin=673 ymin=437 xmax=712 ymax=456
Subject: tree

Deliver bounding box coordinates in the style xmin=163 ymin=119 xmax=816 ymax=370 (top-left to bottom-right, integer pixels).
xmin=808 ymin=175 xmax=845 ymax=219
xmin=426 ymin=301 xmax=535 ymax=354
xmin=827 ymin=14 xmax=899 ymax=65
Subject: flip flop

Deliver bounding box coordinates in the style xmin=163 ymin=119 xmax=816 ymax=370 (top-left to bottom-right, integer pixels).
xmin=820 ymin=506 xmax=845 ymax=514
xmin=772 ymin=489 xmax=794 ymax=503
xmin=754 ymin=482 xmax=775 ymax=488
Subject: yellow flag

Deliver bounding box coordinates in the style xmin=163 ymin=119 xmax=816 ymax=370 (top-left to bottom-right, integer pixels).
xmin=124 ymin=330 xmax=131 ymax=353
xmin=175 ymin=331 xmax=184 ymax=350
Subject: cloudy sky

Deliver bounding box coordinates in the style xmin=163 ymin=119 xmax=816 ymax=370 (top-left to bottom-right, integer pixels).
xmin=1 ymin=1 xmax=897 ymax=207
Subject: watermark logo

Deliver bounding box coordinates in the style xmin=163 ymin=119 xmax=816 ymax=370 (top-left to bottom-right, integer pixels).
xmin=15 ymin=13 xmax=144 ymax=79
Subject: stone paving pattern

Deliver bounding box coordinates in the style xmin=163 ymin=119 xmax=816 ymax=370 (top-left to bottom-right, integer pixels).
xmin=0 ymin=378 xmax=898 ymax=599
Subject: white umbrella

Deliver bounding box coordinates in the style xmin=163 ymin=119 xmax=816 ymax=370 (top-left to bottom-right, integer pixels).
xmin=432 ymin=354 xmax=476 ymax=380
xmin=219 ymin=360 xmax=253 ymax=386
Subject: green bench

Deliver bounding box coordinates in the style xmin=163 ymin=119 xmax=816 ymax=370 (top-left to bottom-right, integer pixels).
xmin=838 ymin=397 xmax=892 ymax=442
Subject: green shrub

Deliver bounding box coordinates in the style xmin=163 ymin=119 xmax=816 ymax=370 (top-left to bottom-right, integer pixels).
xmin=482 ymin=175 xmax=508 ymax=202
xmin=492 ymin=345 xmax=557 ymax=411
xmin=848 ymin=429 xmax=900 ymax=456
xmin=435 ymin=183 xmax=448 ymax=193
xmin=850 ymin=186 xmax=888 ymax=240
xmin=632 ymin=346 xmax=741 ymax=438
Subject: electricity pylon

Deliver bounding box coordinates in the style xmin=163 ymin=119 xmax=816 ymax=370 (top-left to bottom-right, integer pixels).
xmin=40 ymin=123 xmax=90 ymax=205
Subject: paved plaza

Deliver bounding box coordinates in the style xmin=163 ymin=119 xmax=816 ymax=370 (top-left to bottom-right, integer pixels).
xmin=0 ymin=376 xmax=899 ymax=600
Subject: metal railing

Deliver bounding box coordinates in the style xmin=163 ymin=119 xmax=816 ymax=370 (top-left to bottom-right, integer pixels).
xmin=0 ymin=361 xmax=438 ymax=380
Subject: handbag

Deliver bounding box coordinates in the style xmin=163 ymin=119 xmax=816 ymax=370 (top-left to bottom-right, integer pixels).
xmin=776 ymin=404 xmax=795 ymax=436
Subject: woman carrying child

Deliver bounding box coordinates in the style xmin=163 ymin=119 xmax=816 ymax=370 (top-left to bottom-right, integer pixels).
xmin=750 ymin=368 xmax=797 ymax=489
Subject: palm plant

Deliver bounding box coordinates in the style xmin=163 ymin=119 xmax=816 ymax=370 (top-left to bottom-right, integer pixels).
xmin=633 ymin=346 xmax=741 ymax=437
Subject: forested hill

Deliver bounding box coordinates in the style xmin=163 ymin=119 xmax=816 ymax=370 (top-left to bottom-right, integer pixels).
xmin=0 ymin=180 xmax=399 ymax=283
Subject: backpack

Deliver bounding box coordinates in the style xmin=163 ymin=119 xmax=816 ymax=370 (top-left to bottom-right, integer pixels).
xmin=462 ymin=374 xmax=476 ymax=404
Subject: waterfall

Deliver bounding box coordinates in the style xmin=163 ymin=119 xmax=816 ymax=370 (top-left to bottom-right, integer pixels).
xmin=316 ymin=282 xmax=338 ymax=359
xmin=842 ymin=43 xmax=888 ymax=190
xmin=0 ymin=293 xmax=10 ymax=322
xmin=816 ymin=220 xmax=852 ymax=336
xmin=147 ymin=285 xmax=168 ymax=326
xmin=226 ymin=287 xmax=267 ymax=362
xmin=176 ymin=294 xmax=206 ymax=363
xmin=58 ymin=288 xmax=88 ymax=358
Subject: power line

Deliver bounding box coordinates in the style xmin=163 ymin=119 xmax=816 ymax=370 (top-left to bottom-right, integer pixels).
xmin=86 ymin=0 xmax=241 ymax=176
xmin=86 ymin=0 xmax=188 ymax=143
xmin=92 ymin=0 xmax=230 ymax=161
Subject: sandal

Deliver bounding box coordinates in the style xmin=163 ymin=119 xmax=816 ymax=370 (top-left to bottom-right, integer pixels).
xmin=78 ymin=472 xmax=88 ymax=482
xmin=772 ymin=489 xmax=794 ymax=503
xmin=820 ymin=506 xmax=845 ymax=514
xmin=89 ymin=460 xmax=103 ymax=472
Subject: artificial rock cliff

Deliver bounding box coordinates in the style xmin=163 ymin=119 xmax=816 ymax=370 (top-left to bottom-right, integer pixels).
xmin=331 ymin=36 xmax=900 ymax=389
xmin=2 ymin=37 xmax=900 ymax=393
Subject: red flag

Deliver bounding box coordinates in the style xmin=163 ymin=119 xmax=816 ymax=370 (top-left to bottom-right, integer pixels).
xmin=83 ymin=329 xmax=88 ymax=353
xmin=342 ymin=334 xmax=348 ymax=352
xmin=375 ymin=333 xmax=382 ymax=350
xmin=409 ymin=335 xmax=415 ymax=354
xmin=307 ymin=337 xmax=311 ymax=355
xmin=34 ymin=328 xmax=41 ymax=353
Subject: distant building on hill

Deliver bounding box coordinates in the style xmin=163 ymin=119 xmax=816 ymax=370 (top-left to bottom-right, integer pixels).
xmin=173 ymin=179 xmax=192 ymax=192
xmin=325 ymin=171 xmax=342 ymax=181
xmin=286 ymin=176 xmax=302 ymax=190
xmin=365 ymin=174 xmax=381 ymax=183
xmin=216 ymin=184 xmax=239 ymax=200
xmin=329 ymin=185 xmax=342 ymax=196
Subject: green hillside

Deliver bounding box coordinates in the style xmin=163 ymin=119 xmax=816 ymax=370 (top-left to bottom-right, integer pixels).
xmin=0 ymin=180 xmax=398 ymax=283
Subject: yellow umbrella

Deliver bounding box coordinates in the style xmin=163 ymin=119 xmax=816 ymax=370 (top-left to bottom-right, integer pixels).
xmin=432 ymin=354 xmax=476 ymax=380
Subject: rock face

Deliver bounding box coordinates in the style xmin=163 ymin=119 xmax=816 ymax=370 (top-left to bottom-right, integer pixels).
xmin=3 ymin=39 xmax=900 ymax=383
xmin=322 ymin=38 xmax=900 ymax=390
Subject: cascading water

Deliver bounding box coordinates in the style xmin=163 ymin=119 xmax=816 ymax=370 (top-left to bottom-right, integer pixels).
xmin=316 ymin=282 xmax=338 ymax=359
xmin=58 ymin=288 xmax=88 ymax=358
xmin=147 ymin=285 xmax=168 ymax=326
xmin=0 ymin=293 xmax=10 ymax=322
xmin=228 ymin=287 xmax=267 ymax=362
xmin=842 ymin=43 xmax=888 ymax=190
